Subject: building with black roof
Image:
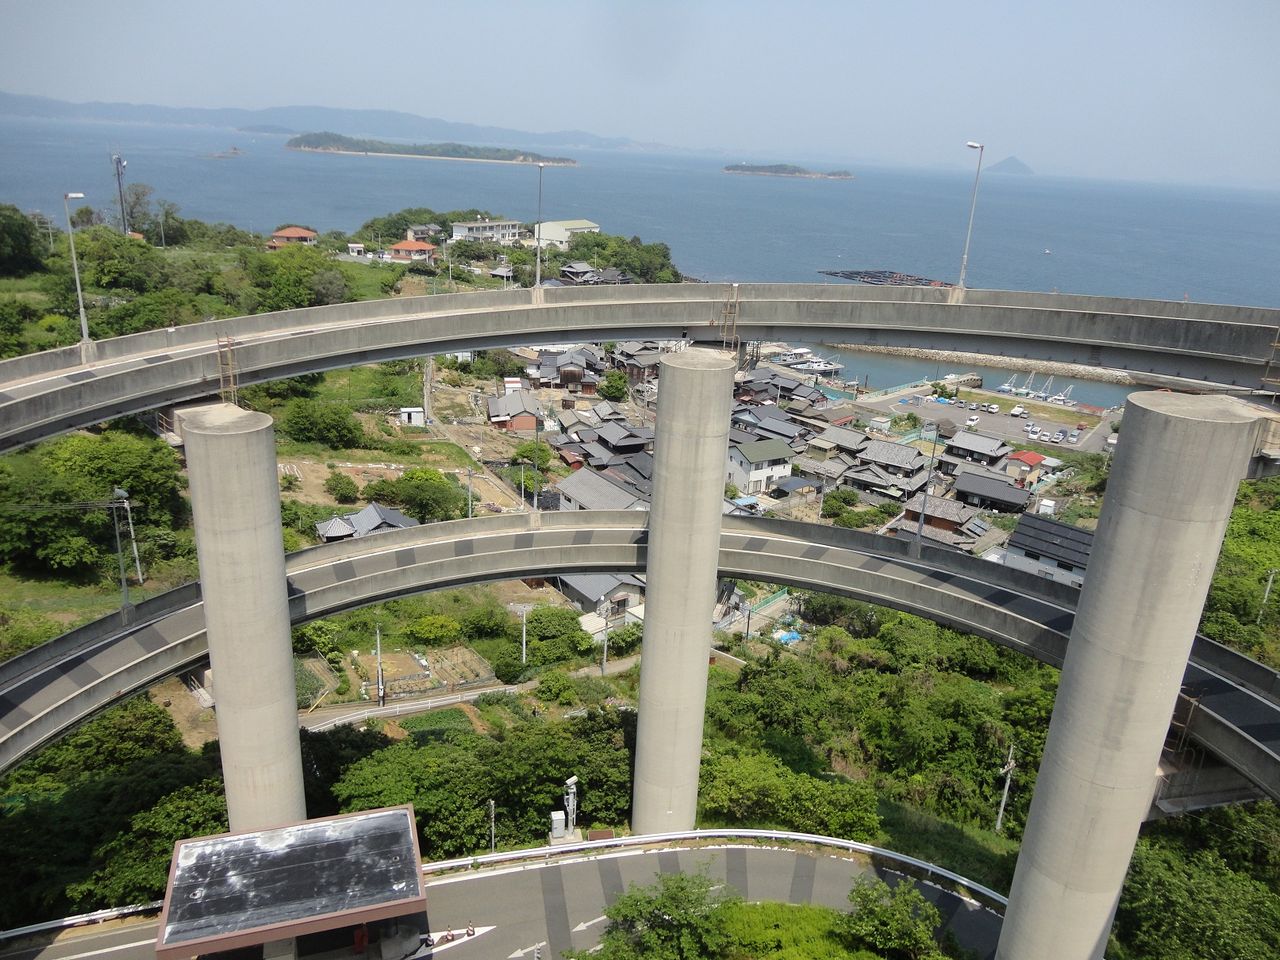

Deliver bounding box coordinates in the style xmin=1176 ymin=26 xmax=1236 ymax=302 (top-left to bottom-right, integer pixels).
xmin=1004 ymin=513 xmax=1095 ymax=587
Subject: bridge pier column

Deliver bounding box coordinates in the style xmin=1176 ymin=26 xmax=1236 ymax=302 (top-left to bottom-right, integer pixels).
xmin=632 ymin=348 xmax=736 ymax=834
xmin=183 ymin=404 xmax=307 ymax=832
xmin=996 ymin=393 xmax=1257 ymax=960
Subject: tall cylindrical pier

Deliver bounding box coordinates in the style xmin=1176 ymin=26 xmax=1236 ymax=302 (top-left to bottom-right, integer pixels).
xmin=632 ymin=347 xmax=737 ymax=834
xmin=996 ymin=392 xmax=1257 ymax=960
xmin=183 ymin=404 xmax=307 ymax=832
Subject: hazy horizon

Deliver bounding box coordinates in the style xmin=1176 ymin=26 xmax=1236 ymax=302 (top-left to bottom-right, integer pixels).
xmin=3 ymin=0 xmax=1278 ymax=190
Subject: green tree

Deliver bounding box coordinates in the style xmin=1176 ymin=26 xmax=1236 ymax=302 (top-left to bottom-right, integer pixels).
xmin=403 ymin=614 xmax=462 ymax=647
xmin=65 ymin=778 xmax=227 ymax=909
xmin=0 ymin=204 xmax=43 ymax=276
xmin=513 ymin=440 xmax=553 ymax=470
xmin=324 ymin=470 xmax=360 ymax=504
xmin=0 ymin=296 xmax=40 ymax=358
xmin=605 ymin=622 xmax=644 ymax=656
xmin=525 ymin=604 xmax=594 ymax=663
xmin=282 ymin=399 xmax=365 ymax=449
xmin=74 ymin=225 xmax=169 ymax=293
xmin=364 ymin=468 xmax=465 ymax=523
xmin=599 ymin=370 xmax=630 ymax=402
xmin=568 ymin=871 xmax=739 ymax=960
xmin=838 ymin=877 xmax=946 ymax=960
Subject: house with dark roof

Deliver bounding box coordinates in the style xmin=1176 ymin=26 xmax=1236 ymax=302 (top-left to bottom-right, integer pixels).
xmin=555 ymin=466 xmax=647 ymax=511
xmin=1003 ymin=514 xmax=1094 ymax=587
xmin=940 ymin=431 xmax=1012 ymax=474
xmin=953 ymin=471 xmax=1031 ymax=512
xmin=889 ymin=494 xmax=988 ymax=549
xmin=314 ymin=502 xmax=419 ymax=543
xmin=486 ymin=391 xmax=542 ymax=431
xmin=843 ymin=439 xmax=929 ymax=500
xmin=727 ymin=438 xmax=795 ymax=495
xmin=561 ymin=261 xmax=601 ymax=284
xmin=558 ymin=573 xmax=645 ymax=621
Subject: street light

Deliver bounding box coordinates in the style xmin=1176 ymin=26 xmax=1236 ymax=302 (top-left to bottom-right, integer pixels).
xmin=112 ymin=154 xmax=128 ymax=233
xmin=956 ymin=141 xmax=985 ymax=290
xmin=62 ymin=192 xmax=90 ymax=342
xmin=533 ymin=162 xmax=545 ymax=288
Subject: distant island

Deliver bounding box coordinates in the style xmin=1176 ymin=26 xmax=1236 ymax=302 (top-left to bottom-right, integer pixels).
xmin=724 ymin=163 xmax=854 ymax=180
xmin=286 ymin=131 xmax=576 ymax=166
xmin=987 ymin=155 xmax=1034 ymax=176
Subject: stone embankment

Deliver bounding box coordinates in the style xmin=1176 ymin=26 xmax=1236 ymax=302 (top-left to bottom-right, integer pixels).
xmin=830 ymin=343 xmax=1143 ymax=387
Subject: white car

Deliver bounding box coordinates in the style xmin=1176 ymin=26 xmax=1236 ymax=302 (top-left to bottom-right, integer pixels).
xmin=965 ymin=415 xmax=980 ymax=427
xmin=1068 ymin=431 xmax=1081 ymax=444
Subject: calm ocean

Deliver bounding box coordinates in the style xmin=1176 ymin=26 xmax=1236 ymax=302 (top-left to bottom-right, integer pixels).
xmin=4 ymin=114 xmax=1279 ymax=408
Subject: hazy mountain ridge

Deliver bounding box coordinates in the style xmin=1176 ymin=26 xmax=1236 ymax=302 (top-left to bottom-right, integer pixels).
xmin=0 ymin=91 xmax=632 ymax=152
xmin=988 ymin=155 xmax=1034 ymax=175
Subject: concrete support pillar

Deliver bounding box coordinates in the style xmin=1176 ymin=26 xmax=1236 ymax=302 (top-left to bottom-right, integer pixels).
xmin=183 ymin=404 xmax=307 ymax=832
xmin=996 ymin=393 xmax=1257 ymax=960
xmin=632 ymin=348 xmax=736 ymax=834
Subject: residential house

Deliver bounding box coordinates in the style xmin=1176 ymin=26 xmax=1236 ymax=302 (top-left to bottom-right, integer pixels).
xmin=952 ymin=471 xmax=1031 ymax=512
xmin=557 ymin=572 xmax=644 ymax=622
xmin=267 ymin=226 xmax=318 ymax=249
xmin=406 ymin=224 xmax=441 ymax=243
xmin=1003 ymin=514 xmax=1094 ymax=587
xmin=561 ymin=261 xmax=601 ymax=284
xmin=596 ymin=267 xmax=634 ymax=284
xmin=727 ymin=438 xmax=795 ymax=495
xmin=533 ymin=219 xmax=600 ymax=249
xmin=556 ymin=466 xmax=647 ymax=511
xmin=610 ymin=341 xmax=666 ymax=383
xmin=387 ymin=239 xmax=436 ymax=263
xmin=346 ymin=242 xmax=366 ymax=257
xmin=889 ymin=494 xmax=987 ymax=549
xmin=940 ymin=431 xmax=1012 ymax=475
xmin=314 ymin=502 xmax=418 ymax=543
xmin=486 ymin=390 xmax=542 ymax=431
xmin=451 ymin=219 xmax=522 ymax=245
xmin=1005 ymin=450 xmax=1047 ymax=485
xmin=843 ymin=438 xmax=929 ymax=500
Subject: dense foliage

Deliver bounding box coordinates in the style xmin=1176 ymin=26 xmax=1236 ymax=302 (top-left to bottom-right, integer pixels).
xmin=332 ymin=707 xmax=632 ymax=858
xmin=0 ymin=430 xmax=187 ymax=577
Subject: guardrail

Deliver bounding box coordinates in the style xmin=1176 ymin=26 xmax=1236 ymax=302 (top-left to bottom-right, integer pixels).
xmin=419 ymin=828 xmax=1010 ymax=913
xmin=304 ymin=686 xmax=520 ymax=732
xmin=0 ymin=829 xmax=1007 ymax=945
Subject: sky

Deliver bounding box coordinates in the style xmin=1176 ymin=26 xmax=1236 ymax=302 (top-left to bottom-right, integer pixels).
xmin=2 ymin=0 xmax=1279 ymax=188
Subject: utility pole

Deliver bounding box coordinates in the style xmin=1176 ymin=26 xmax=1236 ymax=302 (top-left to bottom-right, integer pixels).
xmin=113 ymin=488 xmax=143 ymax=584
xmin=601 ymin=630 xmax=609 ymax=676
xmin=1258 ymin=568 xmax=1278 ymax=625
xmin=995 ymin=743 xmax=1017 ymax=833
xmin=466 ymin=467 xmax=473 ymax=517
xmin=521 ymin=606 xmax=528 ymax=663
xmin=488 ymin=798 xmax=496 ymax=853
xmin=375 ymin=625 xmax=385 ymax=706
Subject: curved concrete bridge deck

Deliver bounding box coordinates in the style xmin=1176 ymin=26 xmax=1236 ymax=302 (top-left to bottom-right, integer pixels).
xmin=1 ymin=512 xmax=1277 ymax=800
xmin=1 ymin=284 xmax=1278 ymax=452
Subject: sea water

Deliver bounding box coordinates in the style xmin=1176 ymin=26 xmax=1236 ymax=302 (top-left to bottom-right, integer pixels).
xmin=3 ymin=114 xmax=1278 ymax=407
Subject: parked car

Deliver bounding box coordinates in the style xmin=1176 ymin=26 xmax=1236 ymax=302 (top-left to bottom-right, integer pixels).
xmin=965 ymin=415 xmax=980 ymax=427
xmin=1051 ymin=430 xmax=1066 ymax=443
xmin=986 ymin=403 xmax=1000 ymax=414
xmin=1028 ymin=428 xmax=1042 ymax=440
xmin=1009 ymin=405 xmax=1025 ymax=417
xmin=1024 ymin=421 xmax=1037 ymax=433
xmin=1067 ymin=431 xmax=1081 ymax=444
xmin=968 ymin=401 xmax=979 ymax=410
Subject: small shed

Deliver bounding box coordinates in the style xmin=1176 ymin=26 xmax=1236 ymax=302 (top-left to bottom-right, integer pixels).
xmin=399 ymin=407 xmax=426 ymax=426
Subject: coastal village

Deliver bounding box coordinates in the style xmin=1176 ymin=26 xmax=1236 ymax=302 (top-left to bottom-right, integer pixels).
xmin=252 ymin=209 xmax=1118 ymax=651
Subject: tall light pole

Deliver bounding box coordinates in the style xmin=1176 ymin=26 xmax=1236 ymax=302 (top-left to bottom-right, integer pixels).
xmin=62 ymin=192 xmax=90 ymax=343
xmin=112 ymin=154 xmax=128 ymax=234
xmin=533 ymin=162 xmax=545 ymax=288
xmin=956 ymin=140 xmax=985 ymax=289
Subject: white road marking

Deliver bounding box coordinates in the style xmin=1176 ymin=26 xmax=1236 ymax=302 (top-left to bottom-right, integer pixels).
xmin=45 ymin=938 xmax=156 ymax=960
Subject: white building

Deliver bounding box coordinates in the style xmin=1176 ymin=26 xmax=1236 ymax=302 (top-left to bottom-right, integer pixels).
xmin=533 ymin=219 xmax=600 ymax=249
xmin=726 ymin=439 xmax=794 ymax=495
xmin=451 ymin=219 xmax=522 ymax=245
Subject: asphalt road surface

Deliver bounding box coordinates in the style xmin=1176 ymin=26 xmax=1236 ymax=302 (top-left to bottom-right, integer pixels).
xmin=0 ymin=844 xmax=1003 ymax=960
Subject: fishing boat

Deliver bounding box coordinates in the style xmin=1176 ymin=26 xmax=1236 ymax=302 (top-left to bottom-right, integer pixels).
xmin=792 ymin=358 xmax=844 ymax=374
xmin=996 ymin=374 xmax=1018 ymax=393
xmin=1032 ymin=376 xmax=1055 ymax=401
xmin=771 ymin=348 xmax=814 ymax=366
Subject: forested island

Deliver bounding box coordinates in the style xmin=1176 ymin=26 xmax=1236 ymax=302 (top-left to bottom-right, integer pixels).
xmin=724 ymin=162 xmax=854 ymax=180
xmin=287 ymin=131 xmax=576 ymax=165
